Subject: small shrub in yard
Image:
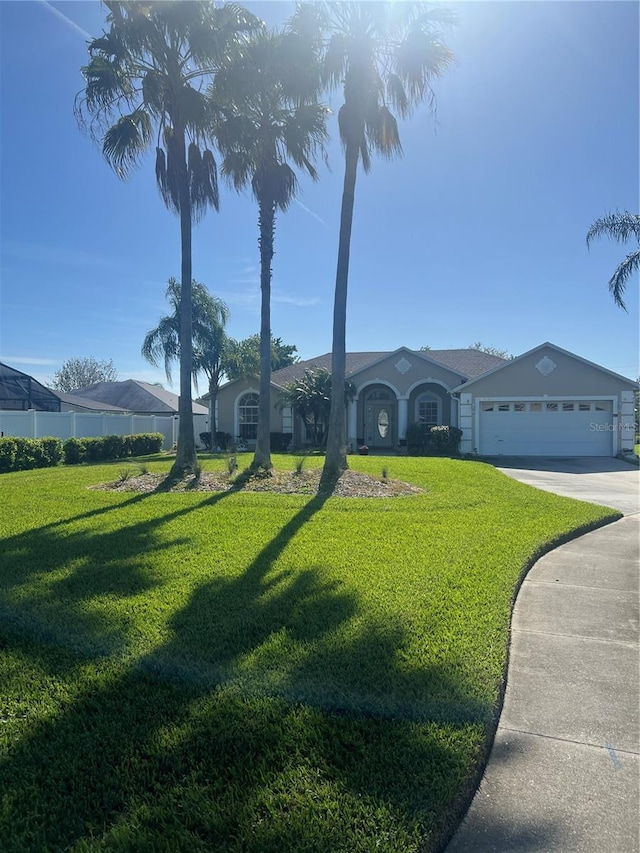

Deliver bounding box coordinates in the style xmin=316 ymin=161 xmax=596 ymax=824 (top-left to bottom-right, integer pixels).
xmin=0 ymin=437 xmax=63 ymax=473
xmin=0 ymin=437 xmax=17 ymax=472
xmin=428 ymin=425 xmax=463 ymax=456
xmin=270 ymin=432 xmax=292 ymax=453
xmin=200 ymin=431 xmax=233 ymax=451
xmin=102 ymin=434 xmax=127 ymax=460
xmin=63 ymin=438 xmax=83 ymax=465
xmin=40 ymin=437 xmax=63 ymax=466
xmin=293 ymin=454 xmax=307 ymax=474
xmin=62 ymin=433 xmax=164 ymax=465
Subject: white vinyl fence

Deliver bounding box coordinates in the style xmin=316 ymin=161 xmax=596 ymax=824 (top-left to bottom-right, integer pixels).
xmin=0 ymin=411 xmax=209 ymax=451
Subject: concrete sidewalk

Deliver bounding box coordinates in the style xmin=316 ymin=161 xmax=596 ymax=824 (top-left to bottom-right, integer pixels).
xmin=446 ymin=464 xmax=639 ymax=852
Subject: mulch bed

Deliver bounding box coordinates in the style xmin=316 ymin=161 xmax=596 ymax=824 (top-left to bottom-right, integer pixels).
xmin=97 ymin=468 xmax=425 ymax=498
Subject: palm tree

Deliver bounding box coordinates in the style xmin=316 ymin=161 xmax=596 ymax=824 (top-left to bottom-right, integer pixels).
xmin=212 ymin=29 xmax=328 ymax=471
xmin=291 ymin=3 xmax=455 ymax=480
xmin=586 ymin=211 xmax=640 ymax=311
xmin=75 ymin=1 xmax=260 ymax=477
xmin=280 ymin=367 xmax=355 ymax=447
xmin=141 ymin=278 xmax=229 ymax=451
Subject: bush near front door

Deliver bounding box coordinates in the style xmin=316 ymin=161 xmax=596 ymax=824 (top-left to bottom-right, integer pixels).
xmin=406 ymin=423 xmax=463 ymax=457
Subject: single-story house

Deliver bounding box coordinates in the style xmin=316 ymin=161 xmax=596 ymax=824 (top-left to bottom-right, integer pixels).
xmin=210 ymin=343 xmax=637 ymax=457
xmin=74 ymin=380 xmax=209 ymax=417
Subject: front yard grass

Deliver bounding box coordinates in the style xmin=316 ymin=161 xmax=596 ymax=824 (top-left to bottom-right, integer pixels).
xmin=0 ymin=455 xmax=618 ymax=852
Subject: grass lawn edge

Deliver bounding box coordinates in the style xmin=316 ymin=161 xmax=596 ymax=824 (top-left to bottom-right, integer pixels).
xmin=436 ymin=508 xmax=622 ymax=852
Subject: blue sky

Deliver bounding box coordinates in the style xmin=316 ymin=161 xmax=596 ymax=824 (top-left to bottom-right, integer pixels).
xmin=1 ymin=0 xmax=638 ymax=392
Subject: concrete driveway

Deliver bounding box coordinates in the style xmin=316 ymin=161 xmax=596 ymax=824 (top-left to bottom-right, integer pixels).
xmin=487 ymin=456 xmax=640 ymax=516
xmin=446 ymin=457 xmax=639 ymax=852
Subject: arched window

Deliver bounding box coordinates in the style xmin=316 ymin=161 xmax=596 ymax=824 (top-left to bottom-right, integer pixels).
xmin=238 ymin=392 xmax=259 ymax=440
xmin=416 ymin=393 xmax=440 ymax=427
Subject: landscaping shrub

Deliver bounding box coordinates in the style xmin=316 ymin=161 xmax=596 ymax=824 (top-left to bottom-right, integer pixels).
xmin=428 ymin=425 xmax=463 ymax=456
xmin=40 ymin=437 xmax=63 ymax=466
xmin=199 ymin=431 xmax=232 ymax=451
xmin=62 ymin=433 xmax=164 ymax=465
xmin=0 ymin=437 xmax=17 ymax=473
xmin=270 ymin=432 xmax=292 ymax=452
xmin=405 ymin=423 xmax=463 ymax=456
xmin=406 ymin=422 xmax=429 ymax=455
xmin=0 ymin=437 xmax=63 ymax=473
xmin=126 ymin=433 xmax=163 ymax=457
xmin=63 ymin=438 xmax=83 ymax=465
xmin=102 ymin=434 xmax=127 ymax=460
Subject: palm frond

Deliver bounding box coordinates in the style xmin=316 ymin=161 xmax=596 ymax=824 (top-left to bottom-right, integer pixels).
xmin=188 ymin=144 xmax=219 ymax=219
xmin=141 ymin=315 xmax=180 ymax=382
xmin=103 ymin=109 xmax=152 ymax=177
xmin=155 ymin=129 xmax=182 ymax=215
xmin=81 ymin=55 xmax=135 ymax=115
xmin=386 ymin=73 xmax=409 ymax=119
xmin=586 ymin=211 xmax=640 ymax=248
xmin=141 ymin=68 xmax=165 ymax=116
xmin=323 ymin=32 xmax=350 ymax=89
xmin=366 ymin=105 xmax=402 ymax=159
xmin=220 ymin=149 xmax=253 ymax=192
xmin=253 ymin=162 xmax=298 ymax=211
xmin=394 ymin=30 xmax=455 ymax=106
xmin=608 ymin=249 xmax=639 ymax=311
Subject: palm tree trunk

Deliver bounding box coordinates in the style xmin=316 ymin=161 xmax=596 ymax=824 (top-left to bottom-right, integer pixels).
xmin=252 ymin=199 xmax=275 ymax=471
xmin=170 ymin=130 xmax=197 ymax=478
xmin=208 ymin=375 xmax=218 ymax=451
xmin=322 ymin=138 xmax=359 ymax=482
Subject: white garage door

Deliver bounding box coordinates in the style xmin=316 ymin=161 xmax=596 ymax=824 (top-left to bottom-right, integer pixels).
xmin=479 ymin=400 xmax=613 ymax=456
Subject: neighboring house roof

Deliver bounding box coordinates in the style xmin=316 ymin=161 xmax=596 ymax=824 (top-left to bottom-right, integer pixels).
xmin=53 ymin=391 xmax=131 ymax=413
xmin=0 ymin=361 xmax=61 ymax=411
xmin=453 ymin=341 xmax=637 ymax=391
xmin=74 ymin=380 xmax=209 ymax=415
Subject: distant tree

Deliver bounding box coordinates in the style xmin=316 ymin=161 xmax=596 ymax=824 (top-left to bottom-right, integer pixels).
xmin=586 ymin=211 xmax=640 ymax=311
xmin=419 ymin=345 xmax=432 ymax=351
xmin=141 ymin=278 xmax=229 ymax=450
xmin=51 ymin=357 xmax=117 ymax=392
xmin=280 ymin=367 xmax=355 ymax=447
xmin=469 ymin=342 xmax=513 ymax=360
xmin=225 ymin=334 xmax=298 ymax=380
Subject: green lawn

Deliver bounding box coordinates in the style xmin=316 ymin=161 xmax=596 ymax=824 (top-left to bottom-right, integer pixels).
xmin=0 ymin=455 xmax=618 ymax=852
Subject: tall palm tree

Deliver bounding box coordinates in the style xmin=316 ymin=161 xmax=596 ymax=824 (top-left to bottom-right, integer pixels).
xmin=141 ymin=278 xmax=229 ymax=450
xmin=75 ymin=1 xmax=260 ymax=477
xmin=586 ymin=211 xmax=640 ymax=311
xmin=291 ymin=3 xmax=455 ymax=480
xmin=212 ymin=29 xmax=328 ymax=471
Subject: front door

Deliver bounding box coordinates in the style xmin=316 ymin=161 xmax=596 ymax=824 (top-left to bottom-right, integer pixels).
xmin=366 ymin=401 xmax=395 ymax=448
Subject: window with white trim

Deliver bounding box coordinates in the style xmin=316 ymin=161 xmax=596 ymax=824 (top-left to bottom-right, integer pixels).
xmin=416 ymin=393 xmax=440 ymax=427
xmin=238 ymin=392 xmax=259 ymax=439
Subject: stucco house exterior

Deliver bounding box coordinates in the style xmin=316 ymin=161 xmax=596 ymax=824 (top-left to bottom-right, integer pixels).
xmin=211 ymin=343 xmax=637 ymax=458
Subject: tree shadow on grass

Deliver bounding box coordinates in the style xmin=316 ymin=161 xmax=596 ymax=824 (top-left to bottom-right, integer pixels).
xmin=0 ymin=485 xmax=245 ymax=655
xmin=1 ymin=486 xmax=495 ymax=852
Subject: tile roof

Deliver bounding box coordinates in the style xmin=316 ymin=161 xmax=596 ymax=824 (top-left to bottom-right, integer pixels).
xmin=74 ymin=380 xmax=209 ymax=415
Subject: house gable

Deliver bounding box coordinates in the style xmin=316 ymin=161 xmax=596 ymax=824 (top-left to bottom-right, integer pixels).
xmin=453 ymin=342 xmax=637 ymax=398
xmin=347 ymin=347 xmax=466 ymax=396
